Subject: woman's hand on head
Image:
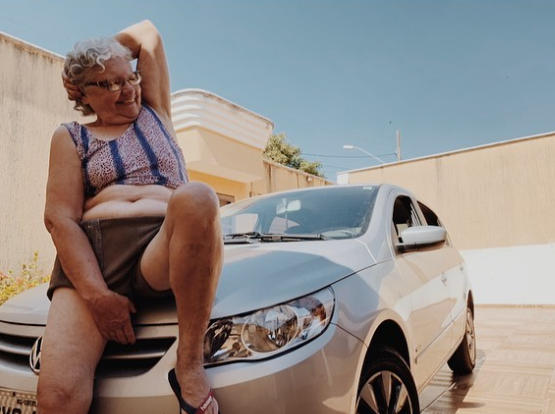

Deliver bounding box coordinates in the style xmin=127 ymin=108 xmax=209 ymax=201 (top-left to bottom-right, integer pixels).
xmin=62 ymin=71 xmax=82 ymax=102
xmin=87 ymin=290 xmax=137 ymax=345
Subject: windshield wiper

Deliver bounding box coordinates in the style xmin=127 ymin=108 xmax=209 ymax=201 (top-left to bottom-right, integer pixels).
xmin=223 ymin=232 xmax=327 ymax=244
xmin=259 ymin=233 xmax=327 ymax=242
xmin=223 ymin=231 xmax=263 ymax=243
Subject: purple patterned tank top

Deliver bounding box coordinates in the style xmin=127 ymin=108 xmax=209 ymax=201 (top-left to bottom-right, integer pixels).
xmin=63 ymin=105 xmax=188 ymax=198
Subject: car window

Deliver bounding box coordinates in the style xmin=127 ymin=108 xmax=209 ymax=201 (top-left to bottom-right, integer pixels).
xmin=220 ymin=186 xmax=379 ymax=240
xmin=418 ymin=201 xmax=451 ymax=246
xmin=221 ymin=213 xmax=259 ymax=236
xmin=392 ymin=196 xmax=422 ymax=243
xmin=268 ymin=217 xmax=301 ymax=233
xmin=418 ymin=202 xmax=440 ymax=227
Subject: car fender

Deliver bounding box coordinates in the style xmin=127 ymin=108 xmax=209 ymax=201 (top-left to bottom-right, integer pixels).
xmin=331 ymin=261 xmax=415 ymax=366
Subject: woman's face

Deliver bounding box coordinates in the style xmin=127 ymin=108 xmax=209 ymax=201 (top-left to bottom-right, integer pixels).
xmin=81 ymin=56 xmax=142 ymax=126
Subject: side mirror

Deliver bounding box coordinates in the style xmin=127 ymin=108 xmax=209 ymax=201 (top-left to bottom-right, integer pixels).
xmin=398 ymin=225 xmax=446 ymax=250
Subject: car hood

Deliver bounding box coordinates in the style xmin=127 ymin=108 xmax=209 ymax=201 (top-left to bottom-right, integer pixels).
xmin=0 ymin=239 xmax=375 ymax=326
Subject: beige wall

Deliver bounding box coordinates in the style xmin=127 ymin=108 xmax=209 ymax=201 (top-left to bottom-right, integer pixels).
xmin=188 ymin=170 xmax=251 ymax=203
xmin=252 ymin=160 xmax=332 ymax=196
xmin=189 ymin=161 xmax=332 ymax=206
xmin=176 ymin=128 xmax=266 ymax=184
xmin=0 ymin=34 xmax=81 ymax=274
xmin=342 ymin=134 xmax=555 ymax=250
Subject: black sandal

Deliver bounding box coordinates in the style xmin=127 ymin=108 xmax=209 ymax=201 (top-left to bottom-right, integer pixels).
xmin=168 ymin=368 xmax=221 ymax=414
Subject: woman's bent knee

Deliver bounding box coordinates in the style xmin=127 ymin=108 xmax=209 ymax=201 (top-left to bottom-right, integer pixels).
xmin=168 ymin=182 xmax=220 ymax=220
xmin=37 ymin=380 xmax=92 ymax=414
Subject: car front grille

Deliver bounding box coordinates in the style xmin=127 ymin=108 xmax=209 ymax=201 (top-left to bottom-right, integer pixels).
xmin=99 ymin=337 xmax=177 ymax=377
xmin=0 ymin=323 xmax=176 ymax=377
xmin=0 ymin=330 xmax=36 ymax=371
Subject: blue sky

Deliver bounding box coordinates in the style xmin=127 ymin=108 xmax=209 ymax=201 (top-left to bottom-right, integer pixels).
xmin=2 ymin=0 xmax=555 ymax=180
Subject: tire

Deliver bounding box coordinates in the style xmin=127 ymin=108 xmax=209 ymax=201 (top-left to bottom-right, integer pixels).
xmin=447 ymin=306 xmax=476 ymax=374
xmin=356 ymin=348 xmax=420 ymax=414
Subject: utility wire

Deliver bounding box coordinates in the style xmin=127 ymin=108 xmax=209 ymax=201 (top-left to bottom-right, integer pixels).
xmin=320 ymin=163 xmax=360 ymax=171
xmin=302 ymin=152 xmax=396 ymax=159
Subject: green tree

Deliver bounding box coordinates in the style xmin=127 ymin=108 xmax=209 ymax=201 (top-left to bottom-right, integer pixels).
xmin=263 ymin=133 xmax=324 ymax=178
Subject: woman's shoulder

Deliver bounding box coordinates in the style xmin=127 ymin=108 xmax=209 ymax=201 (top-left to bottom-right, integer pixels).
xmin=138 ymin=104 xmax=163 ymax=127
xmin=139 ymin=104 xmax=174 ymax=135
xmin=56 ymin=121 xmax=85 ymax=147
xmin=50 ymin=123 xmax=80 ymax=151
xmin=140 ymin=103 xmax=162 ymax=118
xmin=60 ymin=121 xmax=82 ymax=134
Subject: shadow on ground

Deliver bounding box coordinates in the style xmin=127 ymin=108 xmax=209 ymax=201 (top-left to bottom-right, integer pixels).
xmin=420 ymin=349 xmax=486 ymax=413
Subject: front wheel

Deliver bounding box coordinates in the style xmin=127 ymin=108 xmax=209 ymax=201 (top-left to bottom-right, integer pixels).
xmin=447 ymin=306 xmax=476 ymax=374
xmin=356 ymin=348 xmax=420 ymax=414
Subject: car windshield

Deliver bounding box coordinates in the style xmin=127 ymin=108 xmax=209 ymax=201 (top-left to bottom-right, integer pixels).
xmin=220 ymin=185 xmax=378 ymax=241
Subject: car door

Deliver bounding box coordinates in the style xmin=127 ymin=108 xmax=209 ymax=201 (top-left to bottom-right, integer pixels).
xmin=418 ymin=201 xmax=469 ymax=342
xmin=390 ymin=194 xmax=453 ymax=386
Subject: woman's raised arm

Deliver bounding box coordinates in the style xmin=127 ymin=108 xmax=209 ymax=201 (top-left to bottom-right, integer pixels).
xmin=115 ymin=20 xmax=172 ymax=123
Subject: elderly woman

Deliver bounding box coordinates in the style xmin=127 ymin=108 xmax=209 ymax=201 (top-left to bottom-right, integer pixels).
xmin=39 ymin=21 xmax=222 ymax=414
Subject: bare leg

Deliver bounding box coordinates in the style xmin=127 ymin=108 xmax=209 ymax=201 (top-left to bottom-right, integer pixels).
xmin=37 ymin=288 xmax=107 ymax=414
xmin=141 ymin=182 xmax=223 ymax=413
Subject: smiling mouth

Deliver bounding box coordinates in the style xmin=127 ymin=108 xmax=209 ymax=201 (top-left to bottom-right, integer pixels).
xmin=118 ymin=99 xmax=136 ymax=105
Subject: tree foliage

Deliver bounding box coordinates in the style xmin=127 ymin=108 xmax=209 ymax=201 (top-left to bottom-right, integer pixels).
xmin=0 ymin=252 xmax=50 ymax=306
xmin=263 ymin=133 xmax=324 ymax=178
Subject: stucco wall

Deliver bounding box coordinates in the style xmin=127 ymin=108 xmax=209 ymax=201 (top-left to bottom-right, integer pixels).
xmin=189 ymin=161 xmax=331 ymax=204
xmin=252 ymin=160 xmax=331 ymax=196
xmin=0 ymin=34 xmax=81 ymax=274
xmin=342 ymin=134 xmax=555 ymax=249
xmin=188 ymin=170 xmax=251 ymax=203
xmin=176 ymin=128 xmax=266 ymax=183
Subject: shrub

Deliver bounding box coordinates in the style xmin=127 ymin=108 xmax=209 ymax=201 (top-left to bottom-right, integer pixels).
xmin=0 ymin=252 xmax=50 ymax=306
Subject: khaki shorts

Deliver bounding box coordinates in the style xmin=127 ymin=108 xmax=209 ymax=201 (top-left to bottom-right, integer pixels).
xmin=47 ymin=216 xmax=172 ymax=303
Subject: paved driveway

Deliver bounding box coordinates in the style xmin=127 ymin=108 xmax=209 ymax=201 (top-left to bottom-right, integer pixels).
xmin=421 ymin=306 xmax=555 ymax=414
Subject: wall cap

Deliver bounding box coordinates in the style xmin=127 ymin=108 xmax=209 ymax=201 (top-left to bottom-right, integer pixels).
xmin=338 ymin=130 xmax=555 ymax=176
xmin=171 ymin=88 xmax=274 ymax=150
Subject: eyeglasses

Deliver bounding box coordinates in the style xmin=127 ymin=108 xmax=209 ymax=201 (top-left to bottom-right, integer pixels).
xmin=84 ymin=71 xmax=141 ymax=92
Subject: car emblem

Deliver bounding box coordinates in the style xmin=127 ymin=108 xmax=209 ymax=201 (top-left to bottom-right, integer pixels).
xmin=29 ymin=336 xmax=43 ymax=375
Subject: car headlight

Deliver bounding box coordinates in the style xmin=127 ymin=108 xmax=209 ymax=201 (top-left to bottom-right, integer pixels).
xmin=204 ymin=287 xmax=335 ymax=365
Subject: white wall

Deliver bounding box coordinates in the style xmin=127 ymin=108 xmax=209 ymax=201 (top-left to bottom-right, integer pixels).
xmin=461 ymin=243 xmax=555 ymax=305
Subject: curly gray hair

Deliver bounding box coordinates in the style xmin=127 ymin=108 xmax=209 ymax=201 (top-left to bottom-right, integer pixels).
xmin=64 ymin=37 xmax=133 ymax=116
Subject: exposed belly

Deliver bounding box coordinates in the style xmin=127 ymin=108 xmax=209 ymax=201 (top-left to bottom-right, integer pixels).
xmin=83 ymin=185 xmax=173 ymax=220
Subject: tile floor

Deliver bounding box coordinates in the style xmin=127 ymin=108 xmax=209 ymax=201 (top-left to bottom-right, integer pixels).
xmin=421 ymin=306 xmax=555 ymax=414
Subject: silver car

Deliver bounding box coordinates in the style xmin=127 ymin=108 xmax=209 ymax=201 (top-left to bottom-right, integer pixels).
xmin=0 ymin=184 xmax=475 ymax=414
